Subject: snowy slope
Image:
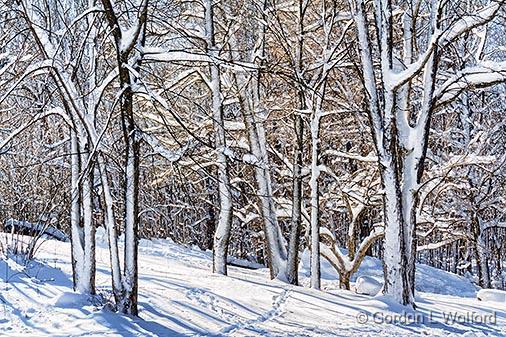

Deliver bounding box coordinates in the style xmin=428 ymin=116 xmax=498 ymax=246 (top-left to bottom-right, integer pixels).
xmin=300 ymin=249 xmax=480 ymax=297
xmin=0 ymin=234 xmax=504 ymax=337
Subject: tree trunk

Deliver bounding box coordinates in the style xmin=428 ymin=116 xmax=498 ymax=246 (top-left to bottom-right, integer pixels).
xmin=287 ymin=93 xmax=304 ymax=284
xmin=205 ymin=0 xmax=233 ymax=276
xmin=121 ymin=126 xmax=140 ymax=315
xmin=203 ymin=173 xmax=216 ymax=250
xmin=242 ymin=100 xmax=287 ymax=279
xmin=226 ymin=0 xmax=288 ymax=281
xmin=381 ymin=164 xmax=413 ymax=305
xmin=309 ymin=104 xmax=323 ymax=290
xmin=69 ymin=129 xmax=96 ymax=295
xmin=81 ymin=150 xmax=96 ymax=295
xmin=287 ymin=0 xmax=306 ymax=284
xmin=401 ymin=153 xmax=419 ymax=295
xmin=97 ymin=155 xmax=122 ymax=305
xmin=339 ymin=272 xmax=351 ymax=290
xmin=70 ymin=130 xmax=84 ymax=291
xmin=475 ymin=237 xmax=491 ymax=288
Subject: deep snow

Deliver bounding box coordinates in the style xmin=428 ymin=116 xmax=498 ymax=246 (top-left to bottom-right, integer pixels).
xmin=0 ymin=232 xmax=504 ymax=336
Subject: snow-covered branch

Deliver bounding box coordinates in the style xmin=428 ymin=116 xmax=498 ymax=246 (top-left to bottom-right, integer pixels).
xmin=435 ymin=61 xmax=506 ymax=106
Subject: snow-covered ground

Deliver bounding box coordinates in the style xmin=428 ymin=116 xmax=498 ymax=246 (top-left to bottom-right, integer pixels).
xmin=0 ymin=233 xmax=504 ymax=336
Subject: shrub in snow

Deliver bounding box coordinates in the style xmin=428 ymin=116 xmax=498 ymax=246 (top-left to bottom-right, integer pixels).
xmin=355 ymin=276 xmax=382 ymax=296
xmin=477 ymin=289 xmax=506 ymax=303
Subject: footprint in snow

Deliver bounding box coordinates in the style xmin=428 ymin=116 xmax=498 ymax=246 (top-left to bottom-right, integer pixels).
xmin=185 ymin=288 xmax=237 ymax=322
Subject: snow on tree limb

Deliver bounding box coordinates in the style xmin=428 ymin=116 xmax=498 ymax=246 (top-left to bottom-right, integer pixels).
xmin=388 ymin=2 xmax=502 ymax=90
xmin=435 ymin=61 xmax=506 ymax=106
xmin=0 ymin=108 xmax=66 ymax=153
xmin=140 ymin=131 xmax=189 ymax=162
xmin=323 ymin=150 xmax=378 ymax=162
xmin=439 ymin=2 xmax=501 ymax=45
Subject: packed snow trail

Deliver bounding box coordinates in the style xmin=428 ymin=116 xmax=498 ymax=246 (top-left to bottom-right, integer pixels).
xmin=0 ymin=234 xmax=504 ymax=336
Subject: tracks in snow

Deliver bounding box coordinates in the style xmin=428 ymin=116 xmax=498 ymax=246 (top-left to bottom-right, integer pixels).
xmin=185 ymin=288 xmax=237 ymax=323
xmin=217 ymin=288 xmax=291 ymax=335
xmin=185 ymin=286 xmax=291 ymax=336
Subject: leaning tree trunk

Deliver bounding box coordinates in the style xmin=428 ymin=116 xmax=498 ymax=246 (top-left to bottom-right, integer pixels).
xmin=227 ymin=0 xmax=288 ymax=281
xmin=233 ymin=59 xmax=287 ymax=278
xmin=241 ymin=96 xmax=287 ymax=279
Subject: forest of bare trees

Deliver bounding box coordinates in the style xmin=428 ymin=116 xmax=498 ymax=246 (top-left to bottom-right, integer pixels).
xmin=0 ymin=0 xmax=505 ymax=316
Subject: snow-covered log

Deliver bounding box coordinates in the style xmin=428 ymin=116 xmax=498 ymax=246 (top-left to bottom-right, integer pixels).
xmin=4 ymin=219 xmax=68 ymax=242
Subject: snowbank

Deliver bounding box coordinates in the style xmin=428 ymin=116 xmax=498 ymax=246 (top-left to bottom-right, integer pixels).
xmin=477 ymin=289 xmax=506 ymax=303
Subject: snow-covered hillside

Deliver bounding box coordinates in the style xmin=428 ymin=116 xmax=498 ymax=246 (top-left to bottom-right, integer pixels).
xmin=0 ymin=234 xmax=504 ymax=337
xmin=300 ymin=248 xmax=480 ymax=298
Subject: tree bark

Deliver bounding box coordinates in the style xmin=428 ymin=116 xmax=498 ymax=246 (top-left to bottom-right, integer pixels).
xmin=205 ymin=0 xmax=233 ymax=276
xmin=70 ymin=130 xmax=84 ymax=291
xmin=287 ymin=0 xmax=307 ymax=285
xmin=339 ymin=272 xmax=351 ymax=290
xmin=100 ymin=0 xmax=148 ymax=315
xmin=287 ymin=93 xmax=304 ymax=284
xmin=81 ymin=148 xmax=96 ymax=295
xmin=98 ymin=154 xmax=122 ymax=305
